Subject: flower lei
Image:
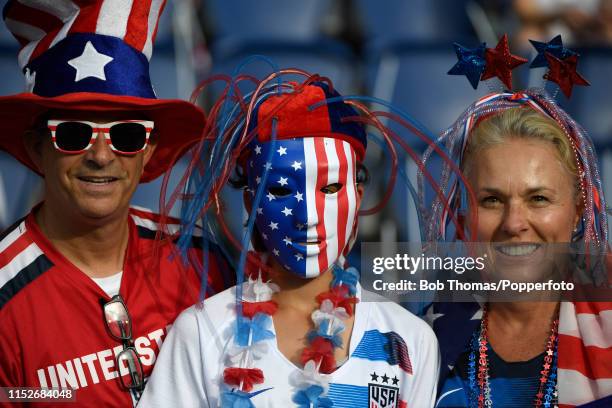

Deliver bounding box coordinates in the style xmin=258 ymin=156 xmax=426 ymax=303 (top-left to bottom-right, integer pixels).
xmin=220 ymin=252 xmax=360 ymax=407
xmin=468 ymin=307 xmax=559 ymax=408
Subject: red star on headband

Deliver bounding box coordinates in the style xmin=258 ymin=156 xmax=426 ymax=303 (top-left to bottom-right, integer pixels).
xmin=544 ymin=53 xmax=590 ymax=98
xmin=481 ymin=34 xmax=528 ymax=90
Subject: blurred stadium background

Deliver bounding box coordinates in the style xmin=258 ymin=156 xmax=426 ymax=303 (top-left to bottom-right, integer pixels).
xmin=1 ymin=0 xmax=612 ymax=250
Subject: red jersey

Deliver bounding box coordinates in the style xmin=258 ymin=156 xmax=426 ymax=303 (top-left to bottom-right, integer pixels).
xmin=0 ymin=207 xmax=231 ymax=407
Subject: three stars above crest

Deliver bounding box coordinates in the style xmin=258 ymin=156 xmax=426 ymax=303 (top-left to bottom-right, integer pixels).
xmin=448 ymin=34 xmax=590 ymax=98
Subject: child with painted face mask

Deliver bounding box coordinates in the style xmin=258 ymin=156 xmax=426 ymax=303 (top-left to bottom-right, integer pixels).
xmin=139 ymin=74 xmax=440 ymax=407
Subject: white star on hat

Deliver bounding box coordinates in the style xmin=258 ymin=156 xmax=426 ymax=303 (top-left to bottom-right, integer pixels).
xmin=294 ymin=191 xmax=303 ymax=202
xmin=283 ymin=236 xmax=292 ymax=246
xmin=266 ymin=192 xmax=276 ymax=201
xmin=277 ymin=146 xmax=287 ymax=156
xmin=273 ymin=249 xmax=280 ymax=256
xmin=281 ymin=207 xmax=293 ymax=216
xmin=295 ymin=253 xmax=304 ymax=261
xmin=68 ymin=41 xmax=113 ymax=82
xmin=254 ymin=145 xmax=262 ymax=155
xmin=291 ymin=161 xmax=302 ymax=171
xmin=278 ymin=177 xmax=288 ymax=186
xmin=269 ymin=221 xmax=279 ymax=230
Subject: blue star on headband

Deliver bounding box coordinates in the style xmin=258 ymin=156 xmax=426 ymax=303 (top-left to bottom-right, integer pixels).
xmin=529 ymin=35 xmax=576 ymax=68
xmin=448 ymin=42 xmax=487 ymax=90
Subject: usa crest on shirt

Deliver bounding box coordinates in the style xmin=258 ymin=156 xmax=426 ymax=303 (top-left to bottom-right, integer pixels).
xmin=368 ymin=372 xmax=400 ymax=408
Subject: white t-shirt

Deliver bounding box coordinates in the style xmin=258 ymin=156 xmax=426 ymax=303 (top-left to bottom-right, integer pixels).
xmin=139 ymin=286 xmax=440 ymax=407
xmin=91 ymin=271 xmax=123 ymax=297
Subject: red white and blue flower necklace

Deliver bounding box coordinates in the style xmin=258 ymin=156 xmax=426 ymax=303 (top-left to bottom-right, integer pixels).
xmin=220 ymin=253 xmax=360 ymax=407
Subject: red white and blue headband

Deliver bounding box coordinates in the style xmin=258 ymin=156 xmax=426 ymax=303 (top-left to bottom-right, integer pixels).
xmin=422 ymin=35 xmax=607 ymax=249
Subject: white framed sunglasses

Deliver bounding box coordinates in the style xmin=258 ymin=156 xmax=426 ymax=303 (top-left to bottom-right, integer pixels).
xmin=47 ymin=119 xmax=154 ymax=155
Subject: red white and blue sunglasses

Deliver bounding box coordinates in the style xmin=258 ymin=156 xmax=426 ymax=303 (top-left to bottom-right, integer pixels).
xmin=47 ymin=119 xmax=154 ymax=155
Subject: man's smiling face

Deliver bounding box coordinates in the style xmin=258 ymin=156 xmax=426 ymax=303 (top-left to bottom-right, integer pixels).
xmin=28 ymin=110 xmax=155 ymax=222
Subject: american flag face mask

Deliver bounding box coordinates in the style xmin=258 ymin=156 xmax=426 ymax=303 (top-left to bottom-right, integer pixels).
xmin=247 ymin=137 xmax=359 ymax=278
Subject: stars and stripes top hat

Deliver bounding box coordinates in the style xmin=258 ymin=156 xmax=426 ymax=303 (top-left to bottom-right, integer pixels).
xmin=0 ymin=0 xmax=206 ymax=182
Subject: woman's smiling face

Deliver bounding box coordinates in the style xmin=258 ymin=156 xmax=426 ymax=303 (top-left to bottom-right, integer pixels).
xmin=468 ymin=138 xmax=580 ymax=246
xmin=467 ymin=137 xmax=581 ymax=282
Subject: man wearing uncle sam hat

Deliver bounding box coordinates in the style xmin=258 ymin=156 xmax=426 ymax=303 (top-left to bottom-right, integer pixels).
xmin=0 ymin=1 xmax=230 ymax=406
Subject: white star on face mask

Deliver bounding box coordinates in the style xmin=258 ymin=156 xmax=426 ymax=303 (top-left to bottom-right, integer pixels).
xmin=67 ymin=41 xmax=114 ymax=82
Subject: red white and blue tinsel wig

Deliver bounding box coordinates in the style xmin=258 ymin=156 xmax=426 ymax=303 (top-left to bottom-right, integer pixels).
xmin=419 ymin=87 xmax=608 ymax=249
xmin=166 ymin=64 xmax=471 ymax=281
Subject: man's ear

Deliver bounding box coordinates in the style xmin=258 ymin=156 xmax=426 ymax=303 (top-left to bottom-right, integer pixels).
xmin=142 ymin=131 xmax=158 ymax=166
xmin=23 ymin=129 xmax=44 ymax=172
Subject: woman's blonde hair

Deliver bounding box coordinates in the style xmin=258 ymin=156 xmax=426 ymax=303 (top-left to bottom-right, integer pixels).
xmin=463 ymin=107 xmax=579 ymax=186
